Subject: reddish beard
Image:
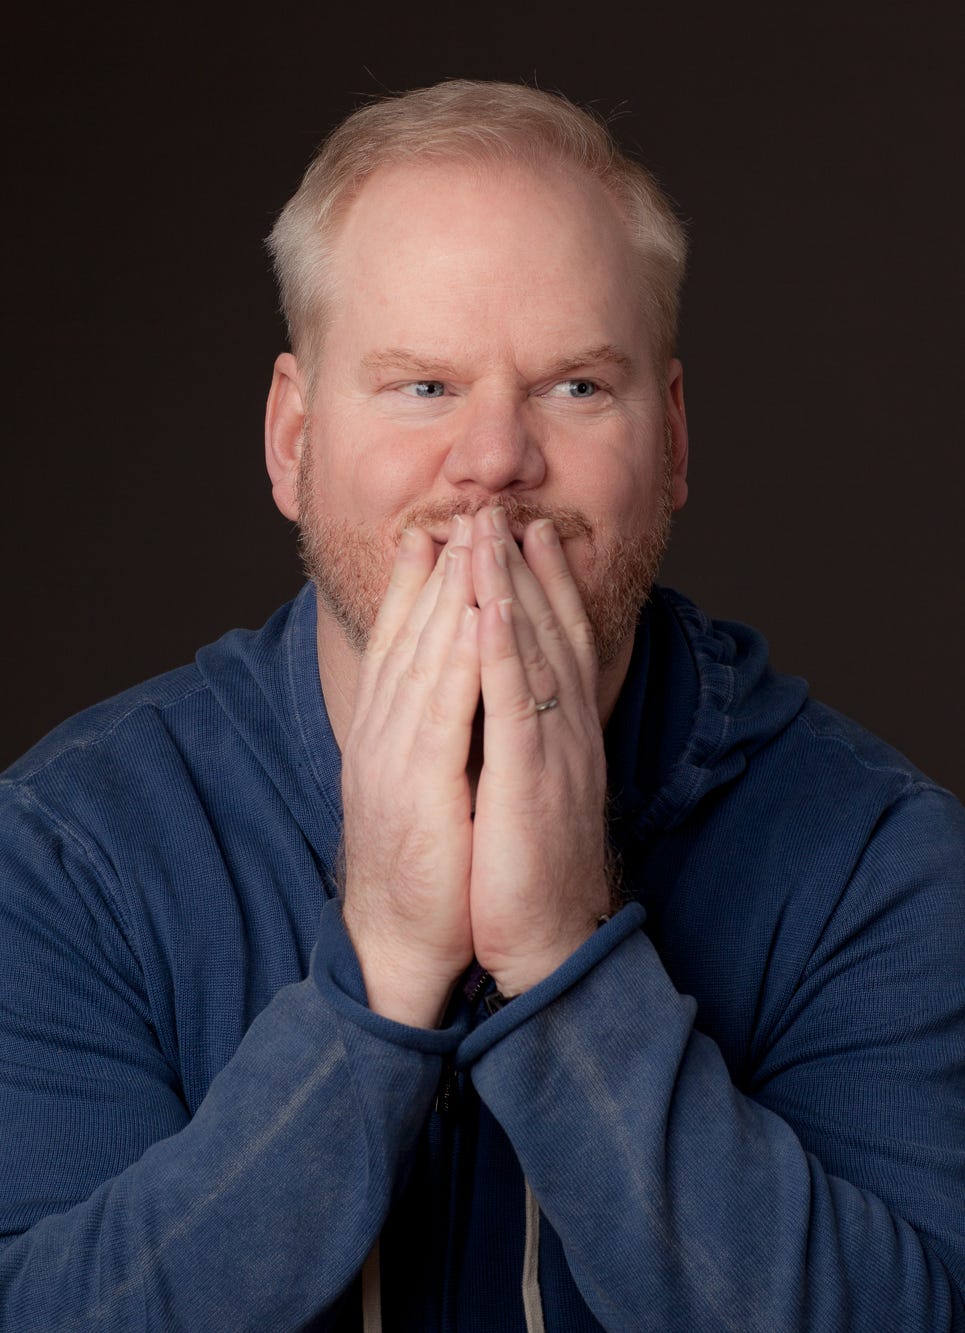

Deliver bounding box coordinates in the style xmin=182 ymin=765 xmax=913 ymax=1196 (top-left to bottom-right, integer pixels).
xmin=296 ymin=453 xmax=674 ymax=668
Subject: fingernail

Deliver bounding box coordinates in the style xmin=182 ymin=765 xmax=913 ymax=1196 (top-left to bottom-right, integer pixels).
xmin=400 ymin=527 xmax=419 ymax=551
xmin=493 ymin=538 xmax=508 ymax=569
xmin=451 ymin=513 xmax=470 ymax=542
xmin=535 ymin=519 xmax=559 ymax=547
xmin=491 ymin=506 xmax=509 ymax=536
xmin=497 ymin=597 xmax=514 ymax=624
xmin=459 ymin=604 xmax=477 ymax=635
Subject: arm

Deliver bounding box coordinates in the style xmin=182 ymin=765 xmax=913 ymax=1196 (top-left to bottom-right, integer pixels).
xmin=0 ymin=517 xmax=484 ymax=1329
xmin=464 ymin=839 xmax=964 ymax=1329
xmin=0 ymin=789 xmax=454 ymax=1331
xmin=460 ymin=515 xmax=965 ymax=1328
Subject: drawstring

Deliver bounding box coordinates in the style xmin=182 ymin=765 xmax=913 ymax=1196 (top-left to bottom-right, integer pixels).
xmin=360 ymin=1184 xmax=546 ymax=1331
xmin=522 ymin=1179 xmax=546 ymax=1333
xmin=361 ymin=1238 xmax=382 ymax=1333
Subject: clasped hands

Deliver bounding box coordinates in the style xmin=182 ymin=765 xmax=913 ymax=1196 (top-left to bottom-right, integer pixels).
xmin=341 ymin=506 xmax=612 ymax=1029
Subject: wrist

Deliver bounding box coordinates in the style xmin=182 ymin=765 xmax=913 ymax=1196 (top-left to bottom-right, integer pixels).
xmin=361 ymin=969 xmax=457 ymax=1029
xmin=343 ymin=915 xmax=466 ymax=1028
xmin=485 ymin=913 xmax=612 ymax=1000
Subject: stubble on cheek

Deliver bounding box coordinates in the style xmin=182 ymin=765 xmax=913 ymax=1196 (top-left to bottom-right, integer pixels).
xmin=295 ymin=436 xmax=675 ymax=665
xmin=296 ymin=517 xmax=391 ymax=657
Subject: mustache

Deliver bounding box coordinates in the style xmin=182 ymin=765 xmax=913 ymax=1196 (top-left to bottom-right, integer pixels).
xmin=395 ymin=495 xmax=594 ymax=543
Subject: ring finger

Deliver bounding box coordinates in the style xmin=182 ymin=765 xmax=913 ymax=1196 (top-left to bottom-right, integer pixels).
xmin=473 ymin=534 xmax=560 ymax=717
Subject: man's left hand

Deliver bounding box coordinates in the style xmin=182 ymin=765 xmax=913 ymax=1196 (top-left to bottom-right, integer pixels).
xmin=467 ymin=507 xmax=612 ymax=998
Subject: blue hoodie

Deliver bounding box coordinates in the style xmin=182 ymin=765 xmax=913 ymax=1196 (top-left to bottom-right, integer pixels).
xmin=0 ymin=584 xmax=962 ymax=1330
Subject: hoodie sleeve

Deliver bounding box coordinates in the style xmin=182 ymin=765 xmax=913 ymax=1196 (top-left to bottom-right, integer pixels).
xmin=458 ymin=786 xmax=965 ymax=1331
xmin=0 ymin=791 xmax=456 ymax=1331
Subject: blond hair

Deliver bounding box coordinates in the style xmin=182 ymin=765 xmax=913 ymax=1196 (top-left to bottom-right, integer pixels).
xmin=267 ymin=80 xmax=687 ymax=380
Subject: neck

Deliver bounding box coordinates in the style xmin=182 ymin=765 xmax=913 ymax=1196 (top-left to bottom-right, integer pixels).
xmin=314 ymin=606 xmax=362 ymax=752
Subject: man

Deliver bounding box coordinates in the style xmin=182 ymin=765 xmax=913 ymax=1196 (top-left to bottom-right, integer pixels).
xmin=0 ymin=80 xmax=962 ymax=1331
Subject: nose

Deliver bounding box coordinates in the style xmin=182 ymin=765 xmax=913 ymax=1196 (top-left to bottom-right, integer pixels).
xmin=441 ymin=393 xmax=546 ymax=495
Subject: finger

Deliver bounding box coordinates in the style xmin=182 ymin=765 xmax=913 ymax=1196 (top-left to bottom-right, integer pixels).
xmin=472 ymin=535 xmax=559 ymax=712
xmin=520 ymin=517 xmax=598 ymax=697
xmin=356 ymin=516 xmax=471 ymax=714
xmin=354 ymin=526 xmax=437 ymax=709
xmin=388 ymin=540 xmax=479 ymax=735
xmin=473 ymin=508 xmax=582 ymax=695
xmin=477 ymin=593 xmax=556 ymax=772
xmin=413 ymin=600 xmax=481 ymax=777
xmin=520 ymin=517 xmax=596 ymax=645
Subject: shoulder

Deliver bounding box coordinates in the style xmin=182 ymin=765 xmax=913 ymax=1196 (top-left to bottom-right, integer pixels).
xmin=2 ymin=591 xmax=307 ymax=815
xmin=0 ymin=602 xmax=296 ymax=863
xmin=1 ymin=659 xmax=214 ymax=838
xmin=640 ymin=590 xmax=964 ymax=1064
xmin=4 ymin=663 xmax=207 ymax=785
xmin=654 ymin=585 xmax=954 ymax=815
xmin=1 ymin=660 xmax=219 ymax=839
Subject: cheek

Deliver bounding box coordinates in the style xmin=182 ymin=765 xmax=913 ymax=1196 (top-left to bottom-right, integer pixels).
xmin=566 ymin=448 xmax=661 ymax=534
xmin=347 ymin=429 xmax=451 ymax=519
xmin=306 ymin=418 xmax=440 ymax=526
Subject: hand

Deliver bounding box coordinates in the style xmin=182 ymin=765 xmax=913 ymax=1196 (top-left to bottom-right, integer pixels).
xmin=468 ymin=507 xmax=612 ymax=997
xmin=340 ymin=518 xmax=481 ymax=1028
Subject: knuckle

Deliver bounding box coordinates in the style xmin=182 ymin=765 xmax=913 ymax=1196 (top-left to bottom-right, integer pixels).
xmin=522 ymin=645 xmax=551 ymax=676
xmin=402 ymin=660 xmax=433 ymax=690
xmin=383 ymin=631 xmax=416 ymax=670
xmin=422 ymin=692 xmax=453 ymax=730
xmin=546 ymin=559 xmax=576 ymax=588
xmin=571 ymin=619 xmax=597 ymax=654
xmin=534 ymin=606 xmax=565 ymax=643
xmin=498 ymin=691 xmax=542 ymax=724
xmin=365 ymin=624 xmax=395 ymax=657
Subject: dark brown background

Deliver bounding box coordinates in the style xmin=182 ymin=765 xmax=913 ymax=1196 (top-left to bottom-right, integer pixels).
xmin=4 ymin=2 xmax=963 ymax=796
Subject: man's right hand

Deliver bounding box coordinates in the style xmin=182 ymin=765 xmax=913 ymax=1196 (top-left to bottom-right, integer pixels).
xmin=340 ymin=518 xmax=481 ymax=1028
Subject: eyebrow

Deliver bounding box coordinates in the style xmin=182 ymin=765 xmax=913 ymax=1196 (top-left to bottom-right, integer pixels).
xmin=360 ymin=343 xmax=636 ymax=381
xmin=540 ymin=344 xmax=636 ymax=380
xmin=361 ymin=349 xmax=460 ymax=378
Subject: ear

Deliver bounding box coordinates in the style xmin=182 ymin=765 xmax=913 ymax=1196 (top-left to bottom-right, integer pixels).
xmin=265 ymin=352 xmax=308 ymax=521
xmin=665 ymin=358 xmax=689 ymax=511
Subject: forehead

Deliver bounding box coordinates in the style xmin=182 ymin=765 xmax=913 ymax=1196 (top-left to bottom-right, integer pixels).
xmin=322 ymin=158 xmax=648 ymax=366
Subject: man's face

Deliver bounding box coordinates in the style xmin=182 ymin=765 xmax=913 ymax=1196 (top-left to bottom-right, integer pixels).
xmin=290 ymin=158 xmax=687 ymax=667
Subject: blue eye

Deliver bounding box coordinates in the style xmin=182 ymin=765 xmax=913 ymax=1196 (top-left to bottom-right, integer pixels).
xmin=548 ymin=379 xmax=599 ymax=398
xmin=402 ymin=381 xmax=446 ymax=398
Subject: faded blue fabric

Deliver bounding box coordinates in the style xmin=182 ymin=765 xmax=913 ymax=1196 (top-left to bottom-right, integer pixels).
xmin=0 ymin=582 xmax=962 ymax=1330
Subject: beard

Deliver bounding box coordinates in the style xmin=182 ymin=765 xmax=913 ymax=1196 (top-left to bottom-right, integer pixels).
xmin=296 ymin=442 xmax=674 ymax=670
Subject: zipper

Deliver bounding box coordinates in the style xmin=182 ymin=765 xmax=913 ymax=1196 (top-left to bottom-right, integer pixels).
xmin=433 ymin=1058 xmax=460 ymax=1115
xmin=426 ymin=966 xmax=491 ymax=1330
xmin=428 ymin=1058 xmax=462 ymax=1333
xmin=462 ymin=964 xmax=491 ymax=1007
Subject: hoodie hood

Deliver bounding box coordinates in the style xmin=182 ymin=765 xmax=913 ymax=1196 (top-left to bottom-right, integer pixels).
xmin=635 ymin=587 xmax=810 ymax=837
xmin=601 ymin=585 xmax=810 ymax=848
